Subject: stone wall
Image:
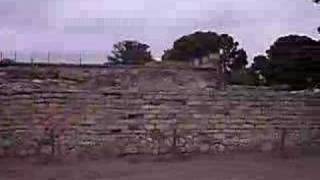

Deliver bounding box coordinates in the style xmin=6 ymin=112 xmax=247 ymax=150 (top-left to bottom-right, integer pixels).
xmin=0 ymin=64 xmax=320 ymax=157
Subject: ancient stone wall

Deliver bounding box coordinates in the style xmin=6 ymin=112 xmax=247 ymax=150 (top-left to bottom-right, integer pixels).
xmin=0 ymin=64 xmax=319 ymax=157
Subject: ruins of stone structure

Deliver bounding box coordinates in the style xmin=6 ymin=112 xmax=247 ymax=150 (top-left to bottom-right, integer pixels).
xmin=0 ymin=63 xmax=320 ymax=157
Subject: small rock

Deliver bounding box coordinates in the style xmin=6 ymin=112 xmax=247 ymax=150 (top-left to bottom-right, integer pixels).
xmin=216 ymin=144 xmax=225 ymax=152
xmin=200 ymin=144 xmax=210 ymax=153
xmin=211 ymin=144 xmax=225 ymax=153
xmin=18 ymin=149 xmax=28 ymax=157
xmin=40 ymin=146 xmax=53 ymax=155
xmin=32 ymin=79 xmax=44 ymax=83
xmin=27 ymin=148 xmax=36 ymax=156
xmin=125 ymin=145 xmax=138 ymax=154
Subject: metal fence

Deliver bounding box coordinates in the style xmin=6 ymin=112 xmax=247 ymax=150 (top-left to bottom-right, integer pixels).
xmin=0 ymin=51 xmax=108 ymax=65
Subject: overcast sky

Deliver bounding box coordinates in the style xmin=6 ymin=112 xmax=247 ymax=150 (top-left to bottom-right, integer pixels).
xmin=0 ymin=0 xmax=319 ymax=63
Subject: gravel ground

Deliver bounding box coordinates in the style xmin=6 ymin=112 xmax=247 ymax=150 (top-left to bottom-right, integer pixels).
xmin=0 ymin=152 xmax=320 ymax=180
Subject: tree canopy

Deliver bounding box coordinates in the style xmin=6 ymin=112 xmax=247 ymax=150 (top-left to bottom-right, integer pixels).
xmin=107 ymin=40 xmax=153 ymax=65
xmin=162 ymin=31 xmax=248 ymax=72
xmin=260 ymin=35 xmax=320 ymax=89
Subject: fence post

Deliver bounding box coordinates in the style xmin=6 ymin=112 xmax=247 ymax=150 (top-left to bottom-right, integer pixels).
xmin=79 ymin=52 xmax=82 ymax=66
xmin=217 ymin=50 xmax=226 ymax=90
xmin=14 ymin=51 xmax=17 ymax=62
xmin=47 ymin=52 xmax=50 ymax=64
xmin=31 ymin=53 xmax=34 ymax=64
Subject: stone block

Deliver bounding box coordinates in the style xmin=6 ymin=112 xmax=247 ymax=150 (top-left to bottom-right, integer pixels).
xmin=199 ymin=144 xmax=210 ymax=153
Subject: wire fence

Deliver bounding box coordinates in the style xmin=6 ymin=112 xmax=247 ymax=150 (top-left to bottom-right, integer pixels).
xmin=0 ymin=51 xmax=109 ymax=65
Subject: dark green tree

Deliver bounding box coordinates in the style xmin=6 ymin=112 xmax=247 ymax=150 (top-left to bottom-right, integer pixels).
xmin=265 ymin=35 xmax=320 ymax=89
xmin=162 ymin=31 xmax=247 ymax=72
xmin=248 ymin=55 xmax=271 ymax=85
xmin=251 ymin=55 xmax=270 ymax=77
xmin=229 ymin=48 xmax=248 ymax=71
xmin=162 ymin=31 xmax=221 ymax=61
xmin=107 ymin=40 xmax=153 ymax=65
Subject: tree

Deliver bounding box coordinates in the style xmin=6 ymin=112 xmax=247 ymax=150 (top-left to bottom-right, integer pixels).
xmin=162 ymin=31 xmax=221 ymax=61
xmin=249 ymin=55 xmax=271 ymax=85
xmin=265 ymin=35 xmax=320 ymax=89
xmin=251 ymin=55 xmax=271 ymax=76
xmin=162 ymin=31 xmax=248 ymax=72
xmin=107 ymin=40 xmax=153 ymax=65
xmin=229 ymin=49 xmax=248 ymax=71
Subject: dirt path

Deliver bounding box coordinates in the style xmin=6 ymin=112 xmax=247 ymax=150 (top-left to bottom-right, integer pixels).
xmin=0 ymin=153 xmax=319 ymax=180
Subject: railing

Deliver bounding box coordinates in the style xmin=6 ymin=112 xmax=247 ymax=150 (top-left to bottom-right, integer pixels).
xmin=0 ymin=51 xmax=108 ymax=65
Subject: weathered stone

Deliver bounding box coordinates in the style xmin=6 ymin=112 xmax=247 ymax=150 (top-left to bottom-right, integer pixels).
xmin=213 ymin=144 xmax=225 ymax=153
xmin=0 ymin=65 xmax=320 ymax=156
xmin=199 ymin=144 xmax=210 ymax=153
xmin=17 ymin=149 xmax=28 ymax=157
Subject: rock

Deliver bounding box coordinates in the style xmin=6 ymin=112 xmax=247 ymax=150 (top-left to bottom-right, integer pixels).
xmin=125 ymin=145 xmax=138 ymax=154
xmin=27 ymin=148 xmax=36 ymax=156
xmin=40 ymin=146 xmax=53 ymax=155
xmin=213 ymin=144 xmax=225 ymax=153
xmin=18 ymin=149 xmax=28 ymax=157
xmin=32 ymin=79 xmax=44 ymax=83
xmin=199 ymin=144 xmax=210 ymax=153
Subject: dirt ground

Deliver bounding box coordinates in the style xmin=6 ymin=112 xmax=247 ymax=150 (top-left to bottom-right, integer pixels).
xmin=1 ymin=152 xmax=320 ymax=180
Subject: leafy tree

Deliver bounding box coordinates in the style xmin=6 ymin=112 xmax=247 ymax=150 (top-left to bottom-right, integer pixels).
xmin=252 ymin=55 xmax=269 ymax=72
xmin=229 ymin=49 xmax=248 ymax=71
xmin=249 ymin=55 xmax=271 ymax=85
xmin=265 ymin=35 xmax=320 ymax=89
xmin=251 ymin=55 xmax=271 ymax=77
xmin=107 ymin=40 xmax=153 ymax=65
xmin=162 ymin=31 xmax=220 ymax=61
xmin=162 ymin=31 xmax=248 ymax=72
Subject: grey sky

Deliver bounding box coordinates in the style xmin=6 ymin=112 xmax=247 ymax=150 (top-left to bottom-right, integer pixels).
xmin=0 ymin=0 xmax=319 ymax=63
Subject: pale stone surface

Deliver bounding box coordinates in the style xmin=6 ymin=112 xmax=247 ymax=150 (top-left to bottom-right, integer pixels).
xmin=0 ymin=65 xmax=320 ymax=156
xmin=199 ymin=144 xmax=210 ymax=153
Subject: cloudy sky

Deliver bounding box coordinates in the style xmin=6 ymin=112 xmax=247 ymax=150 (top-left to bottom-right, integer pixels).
xmin=0 ymin=0 xmax=319 ymax=63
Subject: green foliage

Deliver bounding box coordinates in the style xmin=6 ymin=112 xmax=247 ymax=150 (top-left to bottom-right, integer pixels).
xmin=162 ymin=31 xmax=221 ymax=61
xmin=262 ymin=35 xmax=320 ymax=89
xmin=229 ymin=49 xmax=248 ymax=71
xmin=228 ymin=69 xmax=259 ymax=86
xmin=250 ymin=55 xmax=271 ymax=85
xmin=0 ymin=133 xmax=21 ymax=150
xmin=107 ymin=40 xmax=153 ymax=65
xmin=162 ymin=31 xmax=248 ymax=72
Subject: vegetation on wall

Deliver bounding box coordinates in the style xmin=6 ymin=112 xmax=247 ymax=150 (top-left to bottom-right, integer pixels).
xmin=161 ymin=31 xmax=248 ymax=72
xmin=107 ymin=40 xmax=153 ymax=65
xmin=248 ymin=35 xmax=320 ymax=89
